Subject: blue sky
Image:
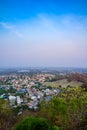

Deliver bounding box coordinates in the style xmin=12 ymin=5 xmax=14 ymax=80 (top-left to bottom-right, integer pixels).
xmin=0 ymin=0 xmax=87 ymax=68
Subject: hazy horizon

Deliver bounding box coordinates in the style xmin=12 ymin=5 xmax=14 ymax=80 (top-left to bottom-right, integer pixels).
xmin=0 ymin=0 xmax=87 ymax=68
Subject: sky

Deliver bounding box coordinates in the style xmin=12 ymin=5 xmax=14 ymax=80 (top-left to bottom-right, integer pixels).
xmin=0 ymin=0 xmax=87 ymax=68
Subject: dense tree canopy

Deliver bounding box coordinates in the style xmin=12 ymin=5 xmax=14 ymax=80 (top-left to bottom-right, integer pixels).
xmin=14 ymin=116 xmax=59 ymax=130
xmin=39 ymin=86 xmax=87 ymax=130
xmin=0 ymin=99 xmax=17 ymax=130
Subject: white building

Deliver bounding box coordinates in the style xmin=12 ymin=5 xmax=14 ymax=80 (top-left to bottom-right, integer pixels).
xmin=17 ymin=96 xmax=21 ymax=105
xmin=9 ymin=95 xmax=16 ymax=106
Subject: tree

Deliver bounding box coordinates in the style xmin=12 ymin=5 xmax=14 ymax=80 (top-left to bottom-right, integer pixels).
xmin=39 ymin=86 xmax=87 ymax=130
xmin=14 ymin=116 xmax=59 ymax=130
xmin=0 ymin=99 xmax=17 ymax=130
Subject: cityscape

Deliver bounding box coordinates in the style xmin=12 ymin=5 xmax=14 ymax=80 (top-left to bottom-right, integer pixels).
xmin=0 ymin=67 xmax=87 ymax=130
xmin=0 ymin=0 xmax=87 ymax=130
xmin=0 ymin=69 xmax=58 ymax=111
xmin=0 ymin=67 xmax=87 ymax=111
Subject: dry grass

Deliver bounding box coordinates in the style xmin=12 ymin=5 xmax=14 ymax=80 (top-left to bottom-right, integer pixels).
xmin=44 ymin=79 xmax=83 ymax=88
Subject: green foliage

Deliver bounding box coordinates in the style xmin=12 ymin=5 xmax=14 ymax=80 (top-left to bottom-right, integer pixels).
xmin=16 ymin=92 xmax=25 ymax=98
xmin=39 ymin=86 xmax=87 ymax=130
xmin=0 ymin=88 xmax=6 ymax=95
xmin=0 ymin=86 xmax=16 ymax=95
xmin=1 ymin=85 xmax=87 ymax=130
xmin=51 ymin=126 xmax=59 ymax=130
xmin=0 ymin=99 xmax=17 ymax=130
xmin=14 ymin=116 xmax=59 ymax=130
xmin=14 ymin=117 xmax=50 ymax=130
xmin=0 ymin=99 xmax=11 ymax=114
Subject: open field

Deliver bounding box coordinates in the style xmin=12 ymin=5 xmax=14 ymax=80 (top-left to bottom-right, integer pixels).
xmin=44 ymin=79 xmax=83 ymax=88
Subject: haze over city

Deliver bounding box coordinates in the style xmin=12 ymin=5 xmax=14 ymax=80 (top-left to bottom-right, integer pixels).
xmin=0 ymin=0 xmax=87 ymax=68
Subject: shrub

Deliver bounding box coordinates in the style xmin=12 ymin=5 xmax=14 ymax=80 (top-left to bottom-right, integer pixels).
xmin=14 ymin=116 xmax=59 ymax=130
xmin=14 ymin=116 xmax=50 ymax=130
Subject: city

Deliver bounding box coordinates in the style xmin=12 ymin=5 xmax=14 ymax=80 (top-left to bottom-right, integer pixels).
xmin=0 ymin=0 xmax=87 ymax=129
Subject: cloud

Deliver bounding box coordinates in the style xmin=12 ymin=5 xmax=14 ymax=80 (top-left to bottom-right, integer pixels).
xmin=0 ymin=22 xmax=23 ymax=37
